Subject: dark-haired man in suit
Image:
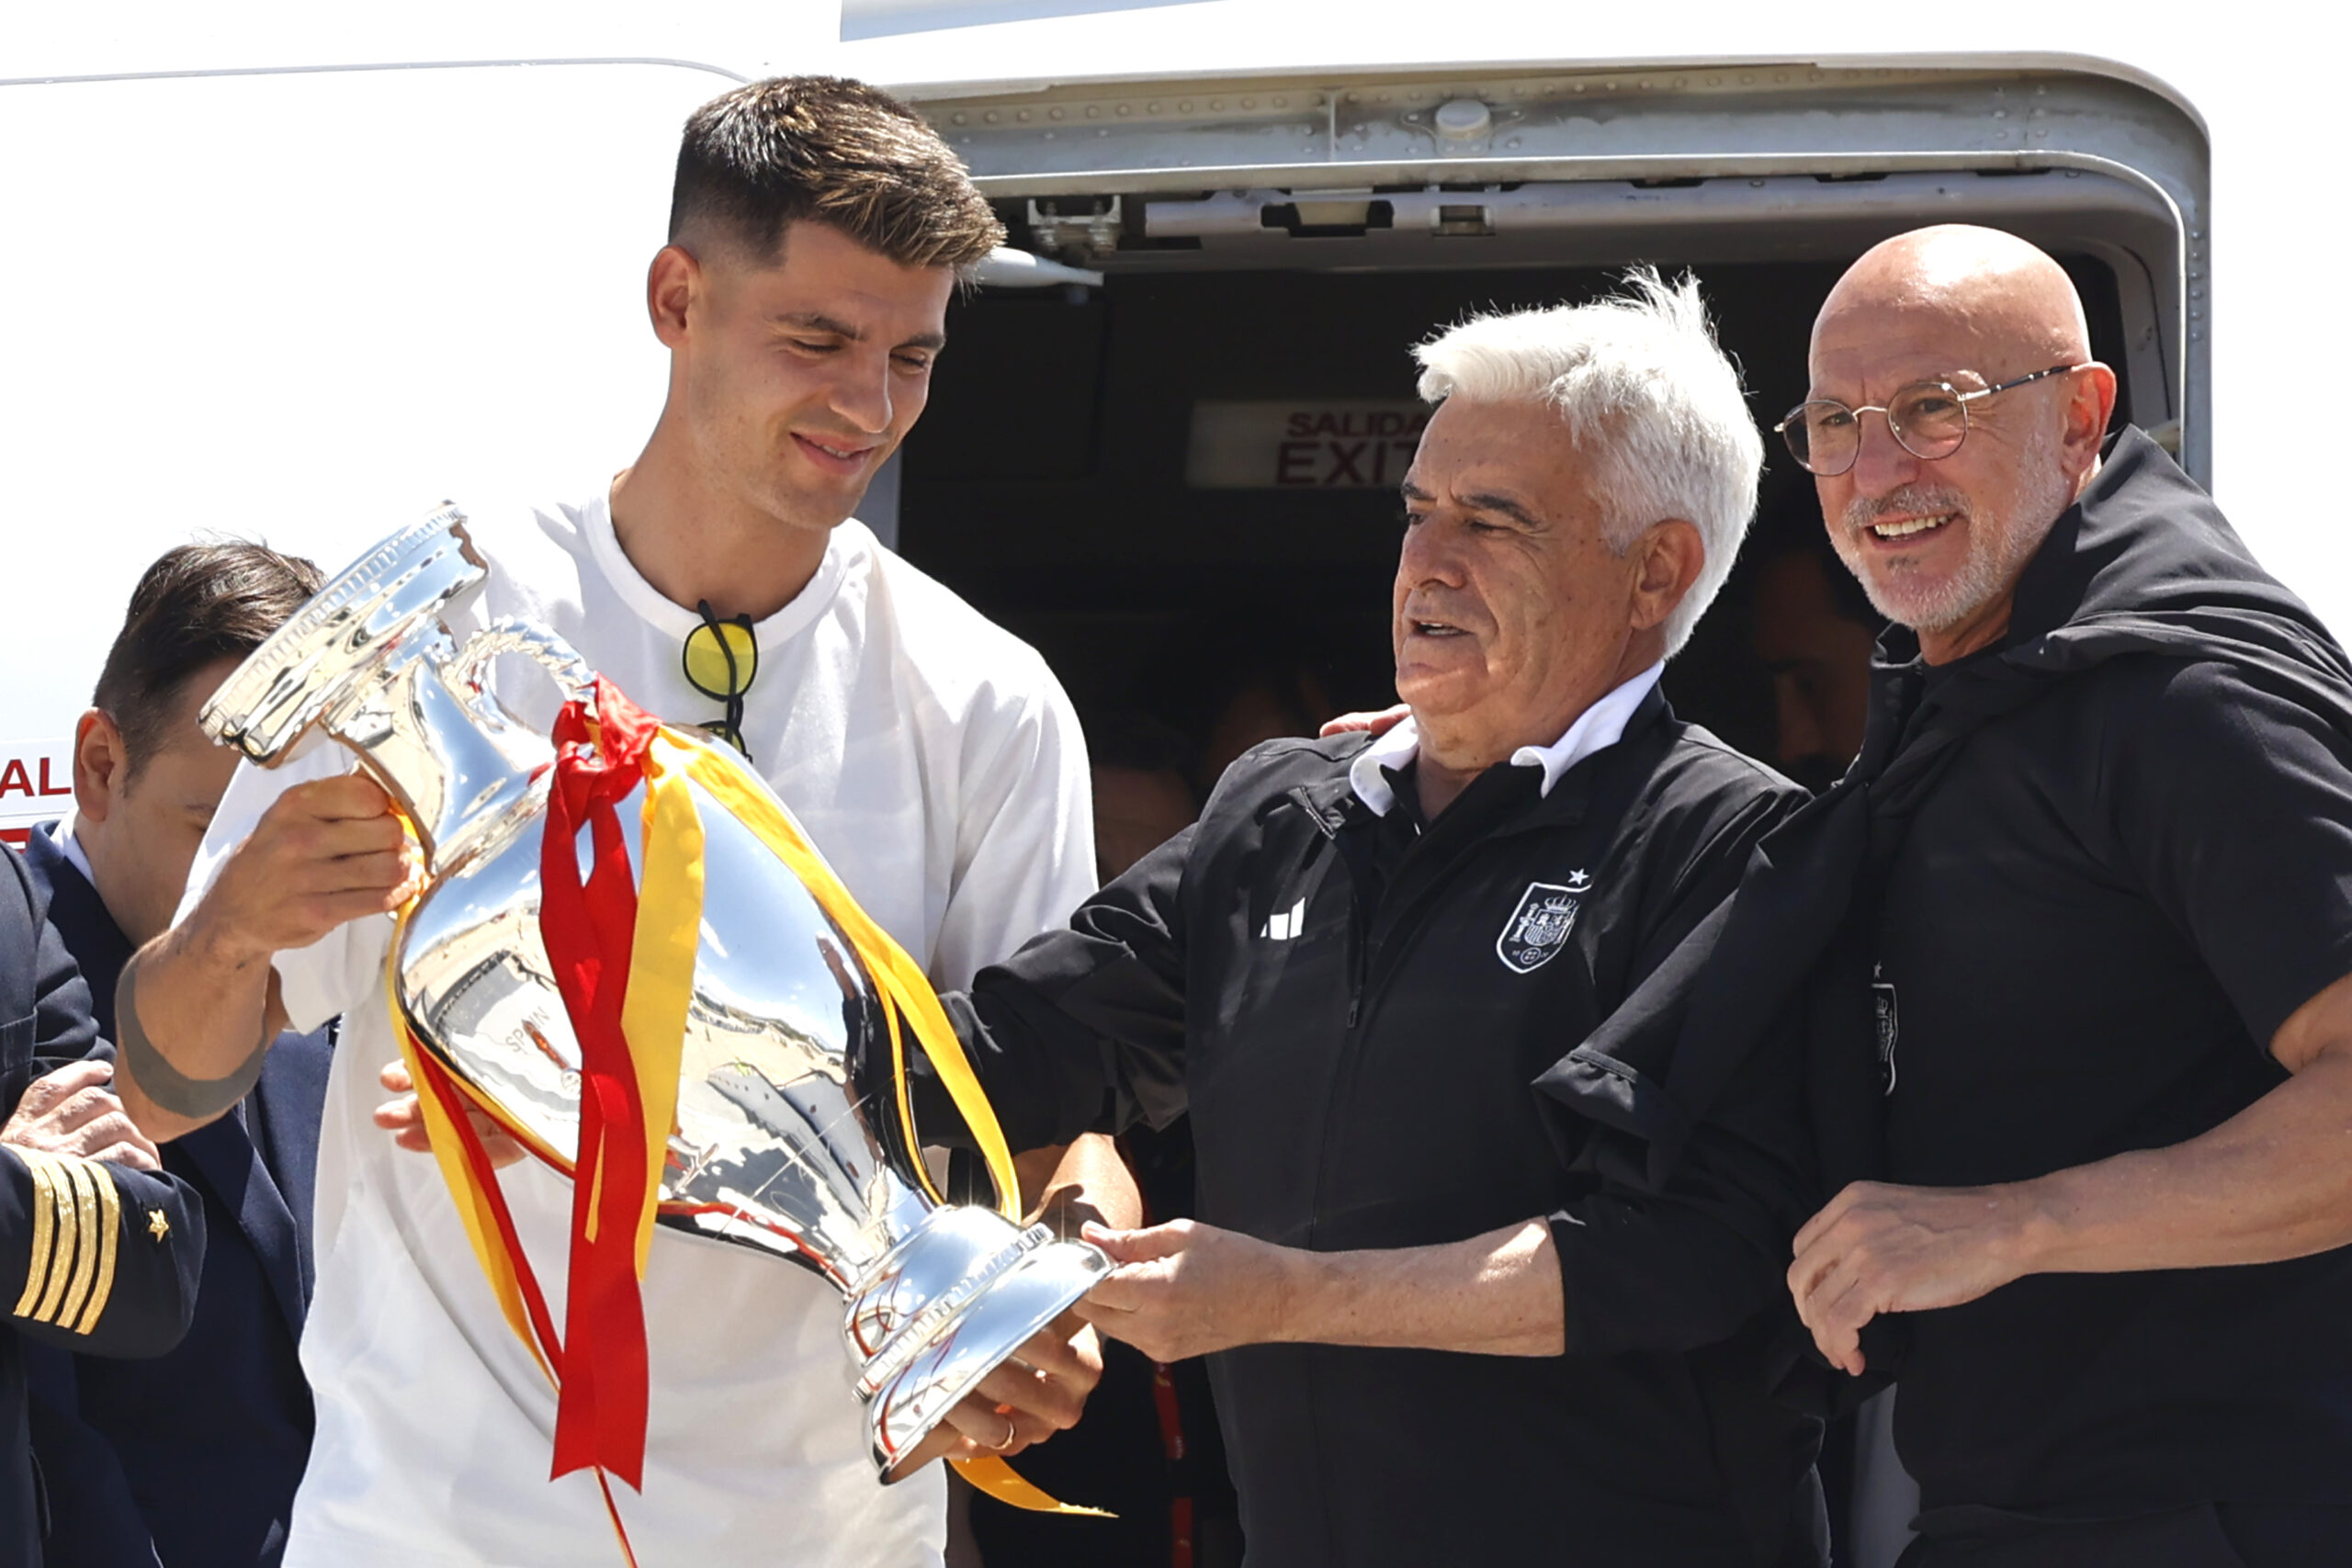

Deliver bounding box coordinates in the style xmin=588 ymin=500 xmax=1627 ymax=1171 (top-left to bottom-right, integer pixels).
xmin=20 ymin=541 xmax=331 ymax=1568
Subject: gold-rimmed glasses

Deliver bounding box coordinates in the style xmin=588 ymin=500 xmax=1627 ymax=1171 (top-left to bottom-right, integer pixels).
xmin=1776 ymin=364 xmax=2083 ymax=477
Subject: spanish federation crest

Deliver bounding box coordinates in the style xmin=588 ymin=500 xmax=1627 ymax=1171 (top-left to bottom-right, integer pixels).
xmin=1497 ymin=879 xmax=1584 ymax=974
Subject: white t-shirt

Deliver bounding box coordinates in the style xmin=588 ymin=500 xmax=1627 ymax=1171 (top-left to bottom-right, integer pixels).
xmin=180 ymin=494 xmax=1096 ymax=1568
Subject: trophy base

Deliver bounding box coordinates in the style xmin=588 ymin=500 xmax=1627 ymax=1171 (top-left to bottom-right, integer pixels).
xmin=843 ymin=1206 xmax=1113 ymax=1477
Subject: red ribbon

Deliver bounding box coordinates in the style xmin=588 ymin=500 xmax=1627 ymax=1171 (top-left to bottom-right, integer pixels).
xmin=538 ymin=678 xmax=665 ymax=1489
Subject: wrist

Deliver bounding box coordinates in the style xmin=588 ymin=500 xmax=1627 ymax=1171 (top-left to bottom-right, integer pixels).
xmin=176 ymin=898 xmax=278 ymax=974
xmin=1996 ymin=1178 xmax=2069 ymax=1278
xmin=1263 ymin=1243 xmax=1333 ymax=1345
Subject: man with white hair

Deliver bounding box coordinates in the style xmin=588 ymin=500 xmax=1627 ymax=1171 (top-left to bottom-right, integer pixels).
xmin=910 ymin=272 xmax=1825 ymax=1566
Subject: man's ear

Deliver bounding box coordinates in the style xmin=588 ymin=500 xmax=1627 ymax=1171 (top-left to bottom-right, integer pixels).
xmin=2064 ymin=362 xmax=2120 ymax=469
xmin=73 ymin=708 xmax=126 ymax=824
xmin=646 ymin=243 xmax=704 ymax=349
xmin=1628 ymin=520 xmax=1707 ymax=635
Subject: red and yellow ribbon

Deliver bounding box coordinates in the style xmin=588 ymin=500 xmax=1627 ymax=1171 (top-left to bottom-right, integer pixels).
xmin=390 ymin=677 xmax=1102 ymax=1540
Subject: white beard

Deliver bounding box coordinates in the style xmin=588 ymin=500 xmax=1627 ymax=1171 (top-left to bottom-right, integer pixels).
xmin=1837 ymin=421 xmax=2075 ymax=637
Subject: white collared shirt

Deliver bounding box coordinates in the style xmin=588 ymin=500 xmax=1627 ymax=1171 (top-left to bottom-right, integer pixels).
xmin=1348 ymin=662 xmax=1667 ymax=818
xmin=47 ymin=810 xmax=95 ymax=886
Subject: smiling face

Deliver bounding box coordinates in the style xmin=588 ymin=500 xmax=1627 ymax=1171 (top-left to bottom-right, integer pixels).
xmin=1394 ymin=399 xmax=1700 ymax=784
xmin=670 ymin=220 xmax=955 ymax=540
xmin=1805 ymin=227 xmax=2117 ymax=661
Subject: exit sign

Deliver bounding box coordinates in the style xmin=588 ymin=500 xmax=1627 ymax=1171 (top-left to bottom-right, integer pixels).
xmin=1185 ymin=400 xmax=1430 ymax=490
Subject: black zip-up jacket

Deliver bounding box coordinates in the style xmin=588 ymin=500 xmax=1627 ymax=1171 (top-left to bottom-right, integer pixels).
xmin=930 ymin=691 xmax=1823 ymax=1567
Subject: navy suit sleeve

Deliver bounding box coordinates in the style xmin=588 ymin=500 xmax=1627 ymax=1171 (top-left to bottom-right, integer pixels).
xmin=0 ymin=1145 xmax=203 ymax=1360
xmin=28 ymin=896 xmax=98 ymax=1070
xmin=23 ymin=1348 xmax=164 ymax=1568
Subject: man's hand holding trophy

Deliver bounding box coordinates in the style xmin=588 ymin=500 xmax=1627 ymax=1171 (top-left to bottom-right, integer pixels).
xmin=195 ymin=511 xmax=1114 ymax=1519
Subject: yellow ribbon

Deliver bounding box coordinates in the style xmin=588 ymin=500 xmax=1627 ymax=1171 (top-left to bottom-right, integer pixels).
xmin=392 ymin=726 xmax=1101 ymax=1517
xmin=672 ymin=740 xmax=1107 ymax=1517
xmin=674 ymin=741 xmax=1022 ymax=1220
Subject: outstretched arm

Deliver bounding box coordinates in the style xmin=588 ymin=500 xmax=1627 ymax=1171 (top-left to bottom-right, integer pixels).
xmin=1074 ymin=1217 xmax=1563 ymax=1362
xmin=1792 ymin=969 xmax=2352 ymax=1375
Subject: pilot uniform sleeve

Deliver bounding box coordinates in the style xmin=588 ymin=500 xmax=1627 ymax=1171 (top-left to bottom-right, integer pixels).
xmin=0 ymin=1146 xmax=202 ymax=1360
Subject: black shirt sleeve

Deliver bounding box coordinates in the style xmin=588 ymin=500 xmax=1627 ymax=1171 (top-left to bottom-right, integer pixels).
xmin=926 ymin=821 xmax=1199 ymax=1154
xmin=1546 ymin=769 xmax=1816 ymax=1358
xmin=2102 ymin=659 xmax=2352 ymax=1053
xmin=1548 ymin=1006 xmax=1813 ymax=1357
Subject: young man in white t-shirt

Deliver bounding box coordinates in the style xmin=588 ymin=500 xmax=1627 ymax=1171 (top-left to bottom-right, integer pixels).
xmin=111 ymin=76 xmax=1128 ymax=1568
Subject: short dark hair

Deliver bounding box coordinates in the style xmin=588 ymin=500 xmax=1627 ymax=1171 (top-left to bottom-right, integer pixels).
xmin=669 ymin=75 xmax=1005 ymax=271
xmin=92 ymin=541 xmax=324 ymax=782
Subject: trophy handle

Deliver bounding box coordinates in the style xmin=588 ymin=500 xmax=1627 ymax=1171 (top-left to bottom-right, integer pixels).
xmin=445 ymin=618 xmax=595 ymax=715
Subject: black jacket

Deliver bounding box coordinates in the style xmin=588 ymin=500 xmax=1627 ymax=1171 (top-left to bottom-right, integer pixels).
xmin=22 ymin=823 xmax=329 ymax=1568
xmin=933 ymin=691 xmax=1822 ymax=1567
xmin=0 ymin=844 xmax=205 ymax=1567
xmin=1594 ymin=428 xmax=2352 ymax=1524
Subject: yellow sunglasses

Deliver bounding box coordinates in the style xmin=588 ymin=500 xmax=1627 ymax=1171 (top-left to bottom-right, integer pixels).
xmin=682 ymin=601 xmax=758 ymax=760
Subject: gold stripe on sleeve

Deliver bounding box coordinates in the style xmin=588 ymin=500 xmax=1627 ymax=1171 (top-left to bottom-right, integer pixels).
xmin=31 ymin=1156 xmax=80 ymax=1325
xmin=12 ymin=1153 xmax=58 ymax=1319
xmin=49 ymin=1159 xmax=102 ymax=1329
xmin=72 ymin=1165 xmax=122 ymax=1337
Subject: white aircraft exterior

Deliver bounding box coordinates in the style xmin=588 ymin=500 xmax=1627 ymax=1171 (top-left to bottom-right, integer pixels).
xmin=0 ymin=0 xmax=2339 ymax=834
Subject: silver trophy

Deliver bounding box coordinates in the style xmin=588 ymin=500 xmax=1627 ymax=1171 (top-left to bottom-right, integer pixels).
xmin=199 ymin=510 xmax=1110 ymax=1475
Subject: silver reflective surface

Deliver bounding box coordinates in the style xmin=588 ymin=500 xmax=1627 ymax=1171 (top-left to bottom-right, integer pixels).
xmin=203 ymin=512 xmax=1108 ymax=1477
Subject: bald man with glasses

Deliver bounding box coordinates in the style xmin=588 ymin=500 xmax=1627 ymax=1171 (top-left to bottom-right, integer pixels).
xmin=1634 ymin=224 xmax=2352 ymax=1567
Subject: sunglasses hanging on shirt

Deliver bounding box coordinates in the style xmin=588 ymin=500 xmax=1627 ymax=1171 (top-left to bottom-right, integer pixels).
xmin=682 ymin=600 xmax=759 ymax=762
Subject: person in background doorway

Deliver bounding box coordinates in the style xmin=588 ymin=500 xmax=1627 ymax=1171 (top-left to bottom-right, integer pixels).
xmin=1087 ymin=712 xmax=1200 ymax=887
xmin=19 ymin=542 xmax=332 ymax=1568
xmin=1750 ymin=521 xmax=1882 ymax=794
xmin=1193 ymin=658 xmax=1336 ymax=795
